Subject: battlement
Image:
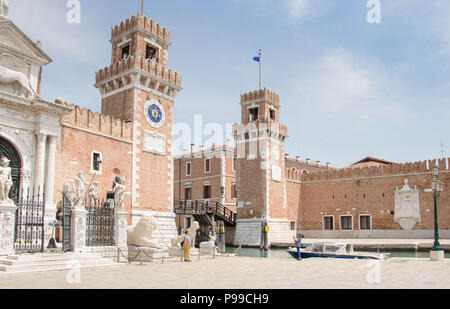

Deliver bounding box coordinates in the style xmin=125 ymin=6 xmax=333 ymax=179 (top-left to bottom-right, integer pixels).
xmin=111 ymin=14 xmax=170 ymax=43
xmin=296 ymin=158 xmax=450 ymax=182
xmin=233 ymin=121 xmax=288 ymax=138
xmin=62 ymin=104 xmax=133 ymax=141
xmin=241 ymin=88 xmax=280 ymax=105
xmin=95 ymin=54 xmax=182 ymax=87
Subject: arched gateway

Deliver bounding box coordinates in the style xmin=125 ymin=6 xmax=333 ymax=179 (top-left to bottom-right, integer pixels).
xmin=0 ymin=136 xmax=21 ymax=204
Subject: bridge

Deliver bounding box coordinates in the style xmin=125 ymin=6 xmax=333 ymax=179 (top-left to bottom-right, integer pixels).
xmin=173 ymin=200 xmax=236 ymax=245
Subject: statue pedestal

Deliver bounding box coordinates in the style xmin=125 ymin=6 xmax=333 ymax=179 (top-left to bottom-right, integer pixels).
xmin=0 ymin=201 xmax=17 ymax=256
xmin=430 ymin=250 xmax=445 ymax=261
xmin=114 ymin=210 xmax=128 ymax=249
xmin=199 ymin=241 xmax=217 ymax=256
xmin=70 ymin=207 xmax=87 ymax=253
xmin=128 ymin=246 xmax=169 ymax=262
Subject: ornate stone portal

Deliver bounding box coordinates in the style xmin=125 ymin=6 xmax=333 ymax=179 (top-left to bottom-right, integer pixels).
xmin=394 ymin=178 xmax=421 ymax=230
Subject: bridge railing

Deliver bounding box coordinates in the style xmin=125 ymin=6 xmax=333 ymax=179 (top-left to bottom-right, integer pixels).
xmin=174 ymin=200 xmax=236 ymax=225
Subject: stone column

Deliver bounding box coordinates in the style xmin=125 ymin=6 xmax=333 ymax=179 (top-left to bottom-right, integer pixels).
xmin=0 ymin=202 xmax=17 ymax=256
xmin=44 ymin=135 xmax=57 ymax=245
xmin=70 ymin=207 xmax=87 ymax=253
xmin=33 ymin=133 xmax=47 ymax=191
xmin=114 ymin=210 xmax=128 ymax=248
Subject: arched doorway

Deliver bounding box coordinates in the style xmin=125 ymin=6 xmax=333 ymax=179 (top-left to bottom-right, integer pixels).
xmin=0 ymin=136 xmax=21 ymax=204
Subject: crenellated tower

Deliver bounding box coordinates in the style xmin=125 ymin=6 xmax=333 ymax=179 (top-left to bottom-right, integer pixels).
xmin=233 ymin=89 xmax=294 ymax=247
xmin=94 ymin=13 xmax=182 ymax=243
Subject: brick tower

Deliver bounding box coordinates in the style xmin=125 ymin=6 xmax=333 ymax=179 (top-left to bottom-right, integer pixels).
xmin=233 ymin=89 xmax=294 ymax=246
xmin=94 ymin=14 xmax=182 ymax=244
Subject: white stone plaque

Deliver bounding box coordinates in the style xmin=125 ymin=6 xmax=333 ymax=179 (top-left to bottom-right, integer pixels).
xmin=143 ymin=130 xmax=166 ymax=155
xmin=272 ymin=165 xmax=281 ymax=182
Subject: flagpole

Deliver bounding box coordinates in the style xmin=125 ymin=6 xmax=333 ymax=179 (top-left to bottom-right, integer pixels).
xmin=259 ymin=49 xmax=262 ymax=90
xmin=141 ymin=0 xmax=144 ymax=16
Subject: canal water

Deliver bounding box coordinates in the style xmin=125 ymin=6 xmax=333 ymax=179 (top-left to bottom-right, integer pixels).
xmin=225 ymin=247 xmax=450 ymax=259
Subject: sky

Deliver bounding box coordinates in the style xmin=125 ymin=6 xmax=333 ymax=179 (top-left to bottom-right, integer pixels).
xmin=7 ymin=0 xmax=450 ymax=167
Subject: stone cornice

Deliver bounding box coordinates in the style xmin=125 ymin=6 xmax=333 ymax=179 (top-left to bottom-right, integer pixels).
xmin=0 ymin=91 xmax=73 ymax=116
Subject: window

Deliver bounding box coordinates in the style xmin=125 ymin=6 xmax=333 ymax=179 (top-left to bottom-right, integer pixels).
xmin=269 ymin=109 xmax=275 ymax=120
xmin=323 ymin=216 xmax=334 ymax=230
xmin=231 ymin=183 xmax=238 ymax=199
xmin=203 ymin=185 xmax=211 ymax=199
xmin=249 ymin=108 xmax=258 ymax=122
xmin=146 ymin=44 xmax=157 ymax=60
xmin=360 ymin=215 xmax=371 ymax=230
xmin=185 ymin=217 xmax=192 ymax=229
xmin=184 ymin=187 xmax=192 ymax=200
xmin=186 ymin=162 xmax=191 ymax=176
xmin=232 ymin=157 xmax=237 ymax=172
xmin=204 ymin=158 xmax=211 ymax=173
xmin=91 ymin=151 xmax=103 ymax=174
xmin=122 ymin=45 xmax=130 ymax=59
xmin=290 ymin=221 xmax=296 ymax=231
xmin=340 ymin=216 xmax=353 ymax=230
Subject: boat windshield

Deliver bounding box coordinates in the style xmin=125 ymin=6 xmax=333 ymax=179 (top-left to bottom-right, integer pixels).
xmin=310 ymin=243 xmax=325 ymax=253
xmin=324 ymin=243 xmax=347 ymax=254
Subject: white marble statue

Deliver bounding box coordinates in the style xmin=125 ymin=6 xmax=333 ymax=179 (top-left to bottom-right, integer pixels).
xmin=0 ymin=54 xmax=38 ymax=99
xmin=127 ymin=215 xmax=164 ymax=249
xmin=113 ymin=176 xmax=126 ymax=210
xmin=67 ymin=171 xmax=88 ymax=208
xmin=0 ymin=157 xmax=13 ymax=204
xmin=87 ymin=181 xmax=99 ymax=206
xmin=0 ymin=0 xmax=8 ymax=17
xmin=171 ymin=221 xmax=200 ymax=247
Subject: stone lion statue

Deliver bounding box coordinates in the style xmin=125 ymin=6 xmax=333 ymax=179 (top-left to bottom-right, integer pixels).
xmin=127 ymin=215 xmax=164 ymax=249
xmin=171 ymin=221 xmax=200 ymax=247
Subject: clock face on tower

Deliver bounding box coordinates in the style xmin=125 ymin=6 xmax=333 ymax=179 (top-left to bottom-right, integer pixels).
xmin=144 ymin=100 xmax=166 ymax=128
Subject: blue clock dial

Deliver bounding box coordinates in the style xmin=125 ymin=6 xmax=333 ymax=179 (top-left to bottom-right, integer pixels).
xmin=144 ymin=100 xmax=166 ymax=128
xmin=148 ymin=104 xmax=162 ymax=123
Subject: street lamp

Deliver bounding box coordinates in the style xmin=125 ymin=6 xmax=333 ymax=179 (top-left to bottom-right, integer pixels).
xmin=430 ymin=164 xmax=444 ymax=261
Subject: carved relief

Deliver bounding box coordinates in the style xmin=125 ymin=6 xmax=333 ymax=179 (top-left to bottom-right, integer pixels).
xmin=394 ymin=178 xmax=421 ymax=230
xmin=143 ymin=130 xmax=166 ymax=155
xmin=0 ymin=53 xmax=37 ymax=99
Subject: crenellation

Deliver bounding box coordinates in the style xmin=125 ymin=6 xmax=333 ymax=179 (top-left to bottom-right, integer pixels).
xmin=111 ymin=14 xmax=170 ymax=43
xmin=62 ymin=104 xmax=132 ymax=140
xmin=241 ymin=88 xmax=280 ymax=105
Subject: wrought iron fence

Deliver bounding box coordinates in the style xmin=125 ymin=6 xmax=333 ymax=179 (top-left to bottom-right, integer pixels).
xmin=85 ymin=199 xmax=115 ymax=247
xmin=14 ymin=187 xmax=45 ymax=253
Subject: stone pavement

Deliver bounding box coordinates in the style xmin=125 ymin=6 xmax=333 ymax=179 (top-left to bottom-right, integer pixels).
xmin=0 ymin=255 xmax=448 ymax=289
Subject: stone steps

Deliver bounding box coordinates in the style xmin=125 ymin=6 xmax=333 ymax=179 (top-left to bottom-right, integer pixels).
xmin=0 ymin=253 xmax=121 ymax=274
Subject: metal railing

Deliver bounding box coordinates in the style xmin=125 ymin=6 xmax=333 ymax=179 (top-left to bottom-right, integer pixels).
xmin=173 ymin=200 xmax=236 ymax=225
xmin=85 ymin=199 xmax=115 ymax=247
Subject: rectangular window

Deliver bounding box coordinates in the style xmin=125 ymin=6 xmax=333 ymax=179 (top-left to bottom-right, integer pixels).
xmin=122 ymin=45 xmax=130 ymax=59
xmin=360 ymin=215 xmax=371 ymax=230
xmin=340 ymin=216 xmax=353 ymax=230
xmin=185 ymin=187 xmax=192 ymax=201
xmin=186 ymin=162 xmax=191 ymax=176
xmin=270 ymin=109 xmax=275 ymax=120
xmin=290 ymin=221 xmax=296 ymax=231
xmin=146 ymin=44 xmax=157 ymax=60
xmin=231 ymin=183 xmax=238 ymax=199
xmin=323 ymin=216 xmax=334 ymax=230
xmin=249 ymin=108 xmax=258 ymax=122
xmin=203 ymin=185 xmax=211 ymax=199
xmin=91 ymin=151 xmax=102 ymax=174
xmin=204 ymin=158 xmax=211 ymax=173
xmin=232 ymin=157 xmax=237 ymax=172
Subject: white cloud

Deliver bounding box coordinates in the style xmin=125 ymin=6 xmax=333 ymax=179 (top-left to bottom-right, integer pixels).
xmin=292 ymin=49 xmax=412 ymax=121
xmin=285 ymin=0 xmax=310 ymax=20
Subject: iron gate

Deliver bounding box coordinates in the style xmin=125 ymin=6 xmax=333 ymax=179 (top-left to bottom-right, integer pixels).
xmin=86 ymin=200 xmax=115 ymax=247
xmin=61 ymin=190 xmax=72 ymax=252
xmin=14 ymin=188 xmax=45 ymax=253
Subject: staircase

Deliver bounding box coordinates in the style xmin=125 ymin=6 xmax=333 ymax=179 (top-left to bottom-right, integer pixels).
xmin=0 ymin=253 xmax=121 ymax=275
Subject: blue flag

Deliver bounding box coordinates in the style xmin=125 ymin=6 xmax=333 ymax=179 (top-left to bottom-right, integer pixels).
xmin=253 ymin=56 xmax=260 ymax=62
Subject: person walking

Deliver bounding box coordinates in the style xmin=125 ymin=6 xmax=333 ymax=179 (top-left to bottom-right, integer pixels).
xmin=183 ymin=232 xmax=192 ymax=262
xmin=293 ymin=233 xmax=304 ymax=261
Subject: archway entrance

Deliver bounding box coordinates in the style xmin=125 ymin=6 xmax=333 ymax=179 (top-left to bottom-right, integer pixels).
xmin=0 ymin=136 xmax=21 ymax=204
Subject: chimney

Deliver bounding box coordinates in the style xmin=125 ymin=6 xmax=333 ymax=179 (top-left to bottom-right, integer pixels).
xmin=190 ymin=144 xmax=195 ymax=153
xmin=211 ymin=143 xmax=216 ymax=151
xmin=296 ymin=156 xmax=301 ymax=161
xmin=285 ymin=154 xmax=289 ymax=160
xmin=326 ymin=162 xmax=331 ymax=168
xmin=306 ymin=158 xmax=311 ymax=164
xmin=316 ymin=161 xmax=321 ymax=166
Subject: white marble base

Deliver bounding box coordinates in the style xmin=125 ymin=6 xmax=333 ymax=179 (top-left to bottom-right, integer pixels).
xmin=128 ymin=246 xmax=169 ymax=262
xmin=0 ymin=202 xmax=17 ymax=256
xmin=430 ymin=250 xmax=445 ymax=261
